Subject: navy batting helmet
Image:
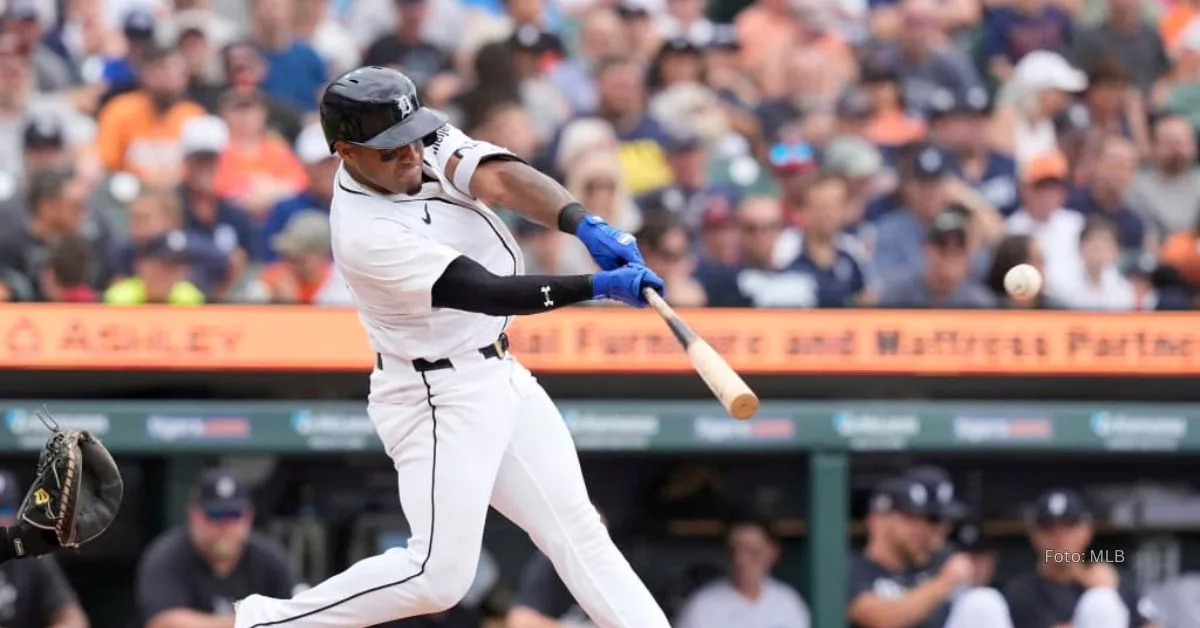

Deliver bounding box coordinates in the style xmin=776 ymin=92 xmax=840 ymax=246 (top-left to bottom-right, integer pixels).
xmin=319 ymin=66 xmax=447 ymax=153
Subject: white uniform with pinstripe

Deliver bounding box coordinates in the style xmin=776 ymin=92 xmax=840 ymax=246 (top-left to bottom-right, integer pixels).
xmin=233 ymin=125 xmax=670 ymax=628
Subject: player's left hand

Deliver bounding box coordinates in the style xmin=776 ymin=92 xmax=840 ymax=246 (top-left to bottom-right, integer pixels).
xmin=592 ymin=264 xmax=665 ymax=308
xmin=575 ymin=215 xmax=645 ymax=270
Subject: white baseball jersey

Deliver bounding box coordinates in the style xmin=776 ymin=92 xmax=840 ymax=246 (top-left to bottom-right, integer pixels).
xmin=330 ymin=124 xmax=525 ymax=362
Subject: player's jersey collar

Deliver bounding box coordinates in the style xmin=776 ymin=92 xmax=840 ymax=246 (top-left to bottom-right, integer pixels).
xmin=335 ymin=163 xmax=443 ymax=201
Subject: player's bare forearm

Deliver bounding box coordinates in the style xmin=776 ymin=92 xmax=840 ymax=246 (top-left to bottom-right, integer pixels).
xmin=470 ymin=160 xmax=576 ymax=228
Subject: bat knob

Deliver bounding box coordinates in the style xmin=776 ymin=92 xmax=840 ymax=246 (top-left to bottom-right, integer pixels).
xmin=730 ymin=393 xmax=759 ymax=421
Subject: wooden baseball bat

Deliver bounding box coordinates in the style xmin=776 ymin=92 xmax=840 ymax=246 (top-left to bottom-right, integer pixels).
xmin=642 ymin=288 xmax=760 ymax=420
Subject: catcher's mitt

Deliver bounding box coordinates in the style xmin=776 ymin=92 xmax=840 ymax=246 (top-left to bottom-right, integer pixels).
xmin=13 ymin=408 xmax=122 ymax=556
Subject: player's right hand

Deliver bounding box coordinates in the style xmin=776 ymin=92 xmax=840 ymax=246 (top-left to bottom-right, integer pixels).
xmin=938 ymin=553 xmax=975 ymax=588
xmin=592 ymin=264 xmax=665 ymax=308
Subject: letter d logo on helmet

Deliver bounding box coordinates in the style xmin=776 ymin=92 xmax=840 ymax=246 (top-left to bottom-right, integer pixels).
xmin=319 ymin=66 xmax=448 ymax=153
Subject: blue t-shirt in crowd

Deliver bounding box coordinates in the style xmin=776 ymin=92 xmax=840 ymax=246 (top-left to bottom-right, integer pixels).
xmin=982 ymin=6 xmax=1073 ymax=66
xmin=786 ymin=236 xmax=873 ymax=307
xmin=260 ymin=41 xmax=327 ymax=113
xmin=261 ymin=193 xmax=330 ymax=262
xmin=954 ymin=151 xmax=1020 ymax=216
xmin=181 ymin=195 xmax=259 ymax=261
xmin=1067 ymin=187 xmax=1147 ymax=252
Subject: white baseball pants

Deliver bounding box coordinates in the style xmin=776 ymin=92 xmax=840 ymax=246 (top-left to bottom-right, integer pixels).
xmin=943 ymin=587 xmax=1014 ymax=628
xmin=234 ymin=351 xmax=670 ymax=628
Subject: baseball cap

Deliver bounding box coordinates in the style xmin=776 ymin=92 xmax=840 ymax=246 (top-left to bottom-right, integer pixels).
xmin=180 ymin=115 xmax=229 ymax=157
xmin=271 ymin=211 xmax=331 ymax=257
xmin=707 ymin=24 xmax=740 ymax=50
xmin=909 ymin=144 xmax=951 ymax=179
xmin=509 ymin=24 xmax=565 ymax=55
xmin=951 ymin=514 xmax=995 ymax=552
xmin=701 ymin=194 xmax=737 ymax=229
xmin=822 ymin=136 xmax=883 ymax=179
xmin=1030 ymin=488 xmax=1093 ymax=527
xmin=616 ymin=0 xmax=652 ymax=18
xmin=23 ymin=115 xmax=65 ymax=150
xmin=869 ymin=477 xmax=937 ymax=518
xmin=1012 ymin=51 xmax=1087 ymax=93
xmin=905 ymin=465 xmax=955 ymax=510
xmin=193 ymin=469 xmax=251 ymax=515
xmin=295 ymin=122 xmax=335 ymax=166
xmin=660 ymin=37 xmax=702 ymax=56
xmin=927 ymin=209 xmax=969 ymax=248
xmin=663 ymin=127 xmax=704 ymax=153
xmin=123 ymin=8 xmax=157 ymax=41
xmin=928 ymin=86 xmax=991 ymax=119
xmin=768 ymin=141 xmax=817 ymax=172
xmin=1022 ymin=150 xmax=1069 ymax=184
xmin=135 ymin=230 xmax=192 ymax=264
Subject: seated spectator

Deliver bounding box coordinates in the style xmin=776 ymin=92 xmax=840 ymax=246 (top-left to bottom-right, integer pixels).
xmin=638 ymin=214 xmax=708 ymax=306
xmin=1161 ymin=19 xmax=1200 ymax=132
xmin=820 ymin=136 xmax=888 ymax=240
xmin=95 ymin=8 xmax=162 ymax=105
xmin=1159 ymin=209 xmax=1200 ymax=288
xmin=848 ymin=477 xmax=1012 ymax=628
xmin=22 ymin=114 xmax=75 ymax=179
xmin=858 ymin=60 xmax=927 ymax=151
xmin=177 ymin=21 xmax=225 ymax=114
xmin=985 ymin=234 xmax=1061 ymax=308
xmin=105 ymin=231 xmax=207 ymax=305
xmin=1054 ymin=217 xmax=1151 ymax=310
xmin=179 ymin=115 xmax=255 ymax=291
xmin=927 ymin=87 xmax=1020 ymax=216
xmin=0 ymin=470 xmax=88 ymax=628
xmin=697 ymin=195 xmax=741 ymax=267
xmin=1126 ymin=114 xmax=1200 ymax=235
xmin=878 ymin=209 xmax=997 ymax=308
xmin=1005 ymin=150 xmax=1085 ymax=299
xmin=214 ymin=87 xmax=308 ymax=220
xmin=588 ymin=56 xmax=674 ymax=195
xmin=363 ymin=0 xmax=455 ymax=91
xmin=39 ymin=233 xmax=99 ymax=303
xmin=262 ymin=123 xmax=338 ymax=262
xmin=766 ymin=140 xmax=819 ymax=221
xmin=981 ymin=0 xmax=1073 ymax=83
xmin=222 ymin=40 xmax=304 ymax=145
xmin=547 ymin=7 xmax=626 ymax=117
xmin=1004 ymin=488 xmax=1156 ymax=628
xmin=0 ymin=167 xmax=113 ymax=300
xmin=988 ymin=51 xmax=1086 ymax=163
xmin=648 ymin=38 xmax=705 ymax=91
xmin=5 ymin=0 xmax=75 ymax=93
xmin=565 ymin=151 xmax=640 ymax=231
xmin=710 ymin=196 xmax=820 ymax=307
xmin=94 ymin=42 xmax=206 ymax=188
xmin=1070 ymin=0 xmax=1167 ymax=97
xmin=778 ymin=175 xmax=875 ymax=307
xmin=1060 ymin=59 xmax=1149 ymax=181
xmin=1067 ymin=135 xmax=1147 ymax=257
xmin=249 ymin=0 xmax=327 ymax=114
xmin=136 ymin=469 xmax=299 ymax=626
xmin=254 ymin=211 xmax=351 ymax=306
xmin=113 ymin=186 xmax=230 ymax=297
xmin=637 ymin=128 xmax=734 ymax=234
xmin=516 ymin=218 xmax=594 ymax=276
xmin=676 ymin=518 xmax=810 ymax=628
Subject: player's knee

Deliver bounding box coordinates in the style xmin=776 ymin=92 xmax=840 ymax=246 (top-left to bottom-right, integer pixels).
xmin=422 ymin=558 xmax=478 ymax=612
xmin=953 ymin=587 xmax=1013 ymax=625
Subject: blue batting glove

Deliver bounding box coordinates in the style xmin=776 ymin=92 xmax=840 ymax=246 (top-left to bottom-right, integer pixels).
xmin=575 ymin=215 xmax=645 ymax=270
xmin=592 ymin=264 xmax=666 ymax=308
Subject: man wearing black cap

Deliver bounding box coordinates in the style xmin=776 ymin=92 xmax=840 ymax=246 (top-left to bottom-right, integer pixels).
xmin=104 ymin=230 xmax=209 ymax=305
xmin=636 ymin=128 xmax=733 ymax=232
xmin=0 ymin=470 xmax=89 ymax=627
xmin=927 ymin=87 xmax=1019 ymax=216
xmin=1003 ymin=488 xmax=1157 ymax=628
xmin=905 ymin=466 xmax=964 ymax=563
xmin=878 ymin=208 xmax=996 ymax=307
xmin=136 ymin=469 xmax=299 ymax=628
xmin=22 ymin=115 xmax=72 ymax=176
xmin=849 ymin=477 xmax=1013 ymax=628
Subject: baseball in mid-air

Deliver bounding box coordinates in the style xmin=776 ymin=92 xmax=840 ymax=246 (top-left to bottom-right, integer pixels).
xmin=1004 ymin=264 xmax=1042 ymax=300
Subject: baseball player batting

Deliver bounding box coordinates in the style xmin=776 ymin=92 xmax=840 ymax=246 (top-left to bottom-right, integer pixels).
xmin=233 ymin=66 xmax=672 ymax=628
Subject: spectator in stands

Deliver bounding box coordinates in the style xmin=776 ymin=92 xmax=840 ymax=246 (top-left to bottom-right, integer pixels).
xmin=178 ymin=23 xmax=225 ymax=113
xmin=873 ymin=144 xmax=956 ymax=284
xmin=22 ymin=115 xmax=74 ymax=178
xmin=293 ymin=0 xmax=361 ymax=78
xmin=222 ymin=40 xmax=304 ymax=145
xmin=986 ymin=234 xmax=1060 ymax=308
xmin=989 ymin=51 xmax=1086 ymax=163
xmin=263 ymin=123 xmax=337 ymax=262
xmin=39 ymin=233 xmax=99 ymax=303
xmin=94 ymin=42 xmax=205 ymax=187
xmin=5 ymin=0 xmax=75 ymax=93
xmin=637 ymin=128 xmax=729 ymax=232
xmin=1161 ymin=21 xmax=1200 ymax=133
xmin=1071 ymin=0 xmax=1168 ymax=96
xmin=1004 ymin=488 xmax=1156 ymax=628
xmin=1053 ymin=217 xmax=1150 ymax=310
xmin=638 ymin=214 xmax=708 ymax=306
xmin=716 ymin=195 xmax=814 ymax=307
xmin=616 ymin=1 xmax=661 ymax=62
xmin=1159 ymin=207 xmax=1200 ymax=289
xmin=136 ymin=469 xmax=299 ymax=627
xmin=849 ymin=476 xmax=1013 ymax=628
xmin=105 ymin=230 xmax=207 ymax=305
xmin=0 ymin=167 xmax=113 ymax=300
xmin=778 ymin=175 xmax=875 ymax=307
xmin=676 ymin=517 xmax=810 ymax=628
xmin=590 ymin=56 xmax=673 ymax=194
xmin=766 ymin=140 xmax=818 ymax=222
xmin=179 ymin=115 xmax=254 ymax=288
xmin=214 ymin=87 xmax=308 ymax=220
xmin=249 ymin=0 xmax=327 ymax=114
xmin=1006 ymin=150 xmax=1085 ymax=298
xmin=516 ymin=218 xmax=594 ymax=275
xmin=0 ymin=470 xmax=88 ymax=628
xmin=1061 ymin=59 xmax=1149 ymax=180
xmin=927 ymin=87 xmax=1020 ymax=216
xmin=756 ymin=51 xmax=838 ymax=144
xmin=878 ymin=209 xmax=997 ymax=307
xmin=820 ymin=136 xmax=887 ymax=239
xmin=115 ymin=186 xmax=229 ymax=297
xmin=95 ymin=8 xmax=161 ymax=105
xmin=363 ymin=0 xmax=455 ymax=91
xmin=548 ymin=7 xmax=626 ymax=116
xmin=255 ymin=211 xmax=351 ymax=305
xmin=1126 ymin=114 xmax=1200 ymax=235
xmin=648 ymin=38 xmax=704 ymax=92
xmin=981 ymin=0 xmax=1073 ymax=83
xmin=693 ymin=196 xmax=744 ymax=304
xmin=1067 ymin=135 xmax=1147 ymax=256
xmin=876 ymin=0 xmax=984 ymax=117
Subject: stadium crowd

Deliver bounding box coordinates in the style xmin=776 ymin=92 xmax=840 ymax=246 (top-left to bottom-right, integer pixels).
xmin=2 ymin=0 xmax=1200 ymax=309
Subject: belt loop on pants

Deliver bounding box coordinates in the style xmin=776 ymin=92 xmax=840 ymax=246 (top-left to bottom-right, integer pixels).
xmin=375 ymin=333 xmax=509 ymax=373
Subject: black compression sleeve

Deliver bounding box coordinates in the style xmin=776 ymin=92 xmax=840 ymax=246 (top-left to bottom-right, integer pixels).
xmin=557 ymin=202 xmax=587 ymax=234
xmin=431 ymin=255 xmax=594 ymax=315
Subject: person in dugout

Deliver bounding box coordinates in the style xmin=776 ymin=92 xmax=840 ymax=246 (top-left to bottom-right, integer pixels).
xmin=848 ymin=476 xmax=1014 ymax=628
xmin=0 ymin=470 xmax=88 ymax=628
xmin=135 ymin=469 xmax=301 ymax=628
xmin=1003 ymin=488 xmax=1159 ymax=628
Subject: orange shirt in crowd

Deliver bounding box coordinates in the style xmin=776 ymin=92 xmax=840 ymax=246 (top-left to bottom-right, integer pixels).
xmin=94 ymin=92 xmax=206 ymax=186
xmin=1159 ymin=231 xmax=1200 ymax=286
xmin=866 ymin=111 xmax=928 ymax=147
xmin=735 ymin=5 xmax=797 ymax=73
xmin=259 ymin=262 xmax=332 ymax=305
xmin=1160 ymin=5 xmax=1197 ymax=52
xmin=213 ymin=137 xmax=308 ymax=209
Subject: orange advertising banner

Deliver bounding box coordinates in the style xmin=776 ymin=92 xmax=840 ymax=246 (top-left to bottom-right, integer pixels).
xmin=0 ymin=305 xmax=1197 ymax=375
